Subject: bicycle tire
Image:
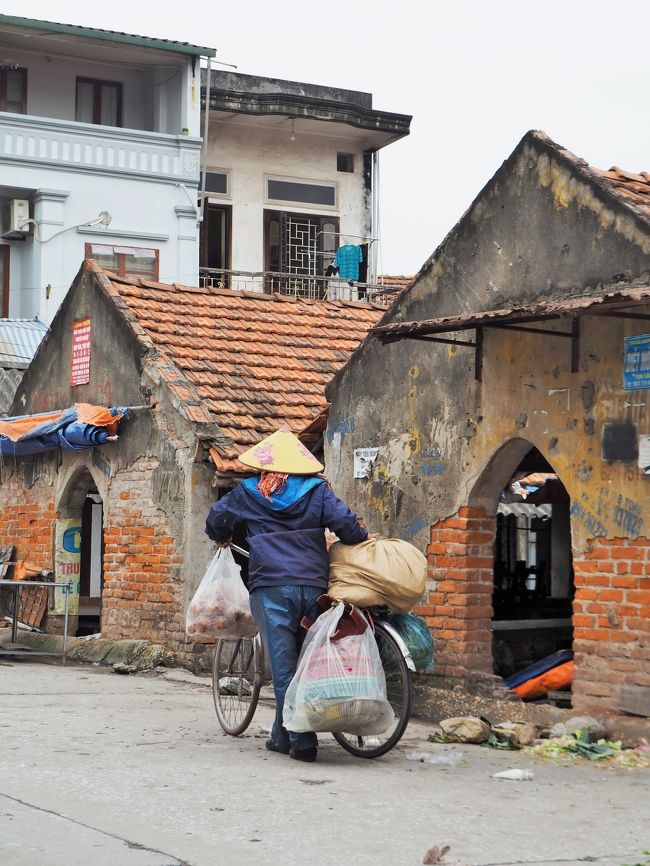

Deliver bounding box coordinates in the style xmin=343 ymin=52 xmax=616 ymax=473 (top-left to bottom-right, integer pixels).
xmin=212 ymin=636 xmax=262 ymax=736
xmin=333 ymin=622 xmax=412 ymax=759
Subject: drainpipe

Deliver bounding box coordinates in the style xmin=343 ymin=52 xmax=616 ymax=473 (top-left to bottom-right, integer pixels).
xmin=199 ymin=55 xmax=212 ymax=225
xmin=370 ymin=151 xmax=380 ymax=284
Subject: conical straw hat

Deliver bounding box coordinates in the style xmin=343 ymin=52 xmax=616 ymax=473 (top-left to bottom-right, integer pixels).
xmin=239 ymin=430 xmax=324 ymax=474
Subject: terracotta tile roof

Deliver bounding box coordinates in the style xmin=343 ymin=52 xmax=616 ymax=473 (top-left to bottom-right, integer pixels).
xmin=378 ymin=275 xmax=415 ymax=292
xmin=591 ymin=165 xmax=650 ymax=219
xmin=95 ymin=265 xmax=383 ymax=472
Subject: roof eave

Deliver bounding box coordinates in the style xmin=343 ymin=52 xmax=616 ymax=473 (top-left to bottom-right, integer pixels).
xmin=205 ymin=90 xmax=411 ymax=140
xmin=373 ymin=279 xmax=650 ymax=342
xmin=0 ymin=14 xmax=216 ymax=57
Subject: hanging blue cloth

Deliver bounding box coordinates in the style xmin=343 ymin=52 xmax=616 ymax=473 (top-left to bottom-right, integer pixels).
xmin=334 ymin=245 xmax=363 ymax=281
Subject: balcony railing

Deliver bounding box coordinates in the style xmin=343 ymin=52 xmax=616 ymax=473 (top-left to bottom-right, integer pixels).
xmin=0 ymin=113 xmax=201 ymax=185
xmin=199 ymin=268 xmax=402 ymax=307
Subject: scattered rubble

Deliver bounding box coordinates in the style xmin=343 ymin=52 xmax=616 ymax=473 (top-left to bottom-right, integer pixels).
xmin=436 ymin=716 xmax=490 ymax=744
xmin=562 ymin=715 xmax=608 ymax=742
xmin=430 ymin=713 xmax=650 ymax=768
xmin=423 ymin=845 xmax=450 ymax=864
xmin=525 ymin=735 xmax=650 ymax=768
xmin=491 ymin=720 xmax=539 ymax=747
xmin=113 ymin=662 xmax=137 ymax=675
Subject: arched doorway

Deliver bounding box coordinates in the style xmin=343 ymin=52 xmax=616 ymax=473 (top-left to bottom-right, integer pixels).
xmin=56 ymin=467 xmax=104 ymax=636
xmin=490 ymin=446 xmax=574 ymax=701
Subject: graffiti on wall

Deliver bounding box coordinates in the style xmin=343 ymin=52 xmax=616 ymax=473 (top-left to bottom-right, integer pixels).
xmin=613 ymin=495 xmax=644 ymax=538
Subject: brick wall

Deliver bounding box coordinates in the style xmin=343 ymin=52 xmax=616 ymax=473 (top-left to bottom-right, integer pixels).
xmin=572 ymin=536 xmax=650 ymax=713
xmin=0 ymin=469 xmax=56 ymax=569
xmin=416 ymin=506 xmax=496 ymax=679
xmin=102 ymin=459 xmax=187 ymax=655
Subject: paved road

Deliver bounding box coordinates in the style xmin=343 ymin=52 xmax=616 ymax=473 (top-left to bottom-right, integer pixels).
xmin=0 ymin=660 xmax=648 ymax=866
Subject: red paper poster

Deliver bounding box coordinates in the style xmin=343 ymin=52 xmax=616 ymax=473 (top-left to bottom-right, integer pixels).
xmin=70 ymin=317 xmax=91 ymax=386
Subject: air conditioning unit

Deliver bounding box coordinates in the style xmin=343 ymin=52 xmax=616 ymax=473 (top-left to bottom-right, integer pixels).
xmin=2 ymin=199 xmax=30 ymax=239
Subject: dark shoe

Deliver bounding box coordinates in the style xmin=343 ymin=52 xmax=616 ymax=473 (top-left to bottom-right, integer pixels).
xmin=289 ymin=747 xmax=317 ymax=763
xmin=266 ymin=739 xmax=290 ymax=755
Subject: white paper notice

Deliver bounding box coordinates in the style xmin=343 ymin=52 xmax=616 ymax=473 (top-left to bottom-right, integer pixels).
xmin=353 ymin=448 xmax=379 ymax=479
xmin=638 ymin=434 xmax=650 ymax=474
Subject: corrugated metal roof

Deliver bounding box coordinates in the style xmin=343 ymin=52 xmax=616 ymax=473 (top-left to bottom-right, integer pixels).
xmin=0 ymin=14 xmax=216 ymax=57
xmin=0 ymin=367 xmax=22 ymax=415
xmin=0 ymin=318 xmax=47 ymax=369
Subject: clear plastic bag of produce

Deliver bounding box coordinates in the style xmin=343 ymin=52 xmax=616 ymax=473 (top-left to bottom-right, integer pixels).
xmin=185 ymin=548 xmax=257 ymax=642
xmin=283 ymin=602 xmax=394 ymax=735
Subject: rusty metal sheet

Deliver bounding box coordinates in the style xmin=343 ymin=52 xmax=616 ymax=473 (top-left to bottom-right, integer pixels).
xmin=373 ymin=284 xmax=650 ymax=342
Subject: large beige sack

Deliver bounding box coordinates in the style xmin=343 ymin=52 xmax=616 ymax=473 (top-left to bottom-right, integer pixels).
xmin=328 ymin=536 xmax=427 ymax=612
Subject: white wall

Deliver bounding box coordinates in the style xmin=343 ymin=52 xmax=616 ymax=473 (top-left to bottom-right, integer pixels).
xmin=205 ymin=120 xmax=371 ymax=274
xmin=0 ymin=46 xmax=194 ymax=135
xmin=0 ymin=157 xmax=200 ymax=321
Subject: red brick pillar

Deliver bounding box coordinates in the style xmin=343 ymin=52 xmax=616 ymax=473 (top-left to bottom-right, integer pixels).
xmin=102 ymin=468 xmax=186 ymax=652
xmin=415 ymin=506 xmax=496 ymax=679
xmin=572 ymin=537 xmax=650 ymax=713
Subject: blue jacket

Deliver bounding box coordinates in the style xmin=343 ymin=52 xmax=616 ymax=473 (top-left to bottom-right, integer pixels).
xmin=205 ymin=476 xmax=367 ymax=593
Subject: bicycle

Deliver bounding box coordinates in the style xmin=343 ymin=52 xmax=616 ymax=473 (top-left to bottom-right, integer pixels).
xmin=212 ymin=544 xmax=415 ymax=759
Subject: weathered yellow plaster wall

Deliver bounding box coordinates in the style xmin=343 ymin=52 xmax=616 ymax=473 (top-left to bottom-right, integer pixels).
xmin=326 ymin=131 xmax=650 ymax=551
xmin=472 ymin=313 xmax=649 ymax=551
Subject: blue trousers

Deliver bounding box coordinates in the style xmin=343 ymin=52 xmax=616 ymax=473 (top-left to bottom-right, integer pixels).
xmin=250 ymin=585 xmax=322 ymax=754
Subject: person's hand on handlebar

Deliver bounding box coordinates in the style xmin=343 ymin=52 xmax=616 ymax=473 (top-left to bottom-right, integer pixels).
xmin=216 ymin=538 xmax=232 ymax=549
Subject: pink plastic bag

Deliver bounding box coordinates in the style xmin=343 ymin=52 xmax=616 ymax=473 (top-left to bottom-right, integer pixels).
xmin=283 ymin=602 xmax=394 ymax=735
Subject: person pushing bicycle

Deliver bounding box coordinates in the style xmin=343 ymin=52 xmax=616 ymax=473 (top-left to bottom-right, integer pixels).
xmin=205 ymin=428 xmax=367 ymax=763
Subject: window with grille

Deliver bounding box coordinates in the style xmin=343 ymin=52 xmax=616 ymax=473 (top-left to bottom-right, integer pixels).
xmin=85 ymin=244 xmax=159 ymax=280
xmin=264 ymin=210 xmax=339 ymax=295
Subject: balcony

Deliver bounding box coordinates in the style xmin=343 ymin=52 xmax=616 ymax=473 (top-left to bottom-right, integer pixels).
xmin=0 ymin=113 xmax=201 ymax=185
xmin=199 ymin=268 xmax=403 ymax=307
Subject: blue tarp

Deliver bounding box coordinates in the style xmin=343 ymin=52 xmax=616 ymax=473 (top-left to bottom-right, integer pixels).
xmin=0 ymin=405 xmax=128 ymax=456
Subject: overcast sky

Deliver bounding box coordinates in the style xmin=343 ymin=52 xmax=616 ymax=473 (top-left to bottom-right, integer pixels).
xmin=10 ymin=0 xmax=650 ymax=275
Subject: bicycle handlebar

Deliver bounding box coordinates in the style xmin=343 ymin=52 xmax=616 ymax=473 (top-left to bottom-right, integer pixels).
xmin=230 ymin=543 xmax=250 ymax=559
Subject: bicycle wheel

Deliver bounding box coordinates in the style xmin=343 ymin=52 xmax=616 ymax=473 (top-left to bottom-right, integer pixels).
xmin=212 ymin=636 xmax=262 ymax=736
xmin=333 ymin=622 xmax=412 ymax=758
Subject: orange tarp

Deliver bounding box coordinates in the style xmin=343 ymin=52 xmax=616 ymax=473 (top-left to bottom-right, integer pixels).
xmin=0 ymin=403 xmax=122 ymax=442
xmin=0 ymin=410 xmax=67 ymax=441
xmin=75 ymin=403 xmax=122 ymax=434
xmin=13 ymin=560 xmax=45 ymax=581
xmin=513 ymin=660 xmax=574 ymax=700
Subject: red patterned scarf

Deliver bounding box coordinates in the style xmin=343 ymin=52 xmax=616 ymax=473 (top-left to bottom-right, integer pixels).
xmin=257 ymin=471 xmax=289 ymax=501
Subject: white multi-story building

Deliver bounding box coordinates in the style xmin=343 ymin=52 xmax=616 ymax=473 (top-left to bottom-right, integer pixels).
xmin=0 ymin=14 xmax=215 ymax=324
xmin=200 ymin=71 xmax=411 ymax=301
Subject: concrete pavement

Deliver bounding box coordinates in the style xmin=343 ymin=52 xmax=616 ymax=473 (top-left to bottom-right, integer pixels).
xmin=0 ymin=660 xmax=648 ymax=866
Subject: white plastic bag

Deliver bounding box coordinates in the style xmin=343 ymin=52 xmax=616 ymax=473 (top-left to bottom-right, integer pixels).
xmin=283 ymin=602 xmax=394 ymax=735
xmin=185 ymin=548 xmax=257 ymax=642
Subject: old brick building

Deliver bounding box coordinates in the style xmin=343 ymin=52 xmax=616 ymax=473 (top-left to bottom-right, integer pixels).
xmin=0 ymin=260 xmax=383 ymax=660
xmin=326 ymin=131 xmax=650 ymax=715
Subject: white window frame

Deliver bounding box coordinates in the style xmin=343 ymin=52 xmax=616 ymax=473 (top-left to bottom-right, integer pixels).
xmin=264 ymin=174 xmax=338 ymax=211
xmin=203 ymin=168 xmax=231 ymax=200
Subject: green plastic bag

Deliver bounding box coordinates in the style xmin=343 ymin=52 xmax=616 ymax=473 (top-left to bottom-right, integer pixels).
xmin=386 ymin=613 xmax=434 ymax=671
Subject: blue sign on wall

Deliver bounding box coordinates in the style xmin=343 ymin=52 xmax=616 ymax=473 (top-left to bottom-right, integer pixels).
xmin=624 ymin=333 xmax=650 ymax=391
